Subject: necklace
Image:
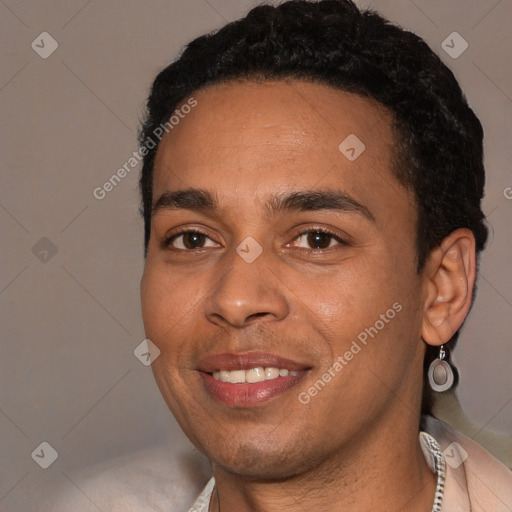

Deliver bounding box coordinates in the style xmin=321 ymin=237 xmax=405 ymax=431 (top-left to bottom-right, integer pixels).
xmin=420 ymin=431 xmax=446 ymax=512
xmin=209 ymin=432 xmax=446 ymax=512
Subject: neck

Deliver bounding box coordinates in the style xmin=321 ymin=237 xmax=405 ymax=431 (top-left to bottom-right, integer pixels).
xmin=209 ymin=414 xmax=437 ymax=512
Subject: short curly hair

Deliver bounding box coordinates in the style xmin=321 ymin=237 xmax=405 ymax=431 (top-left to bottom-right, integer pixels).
xmin=139 ymin=0 xmax=488 ymax=416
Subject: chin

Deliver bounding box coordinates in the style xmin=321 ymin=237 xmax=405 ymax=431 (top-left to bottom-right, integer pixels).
xmin=205 ymin=436 xmax=321 ymax=482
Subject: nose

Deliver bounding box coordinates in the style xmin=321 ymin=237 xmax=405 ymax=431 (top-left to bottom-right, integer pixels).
xmin=204 ymin=245 xmax=289 ymax=329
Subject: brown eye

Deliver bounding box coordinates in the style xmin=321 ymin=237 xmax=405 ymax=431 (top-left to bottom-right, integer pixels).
xmin=291 ymin=230 xmax=344 ymax=250
xmin=166 ymin=231 xmax=219 ymax=250
xmin=182 ymin=232 xmax=206 ymax=249
xmin=306 ymin=231 xmax=332 ymax=249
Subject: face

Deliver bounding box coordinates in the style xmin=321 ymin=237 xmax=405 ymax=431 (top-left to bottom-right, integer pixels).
xmin=141 ymin=80 xmax=428 ymax=479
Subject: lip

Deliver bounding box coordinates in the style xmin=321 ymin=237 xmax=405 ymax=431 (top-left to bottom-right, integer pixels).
xmin=200 ymin=370 xmax=308 ymax=407
xmin=197 ymin=351 xmax=311 ymax=407
xmin=197 ymin=351 xmax=308 ymax=373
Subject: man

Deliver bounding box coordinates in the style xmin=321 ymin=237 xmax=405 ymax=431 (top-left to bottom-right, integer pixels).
xmin=138 ymin=1 xmax=512 ymax=511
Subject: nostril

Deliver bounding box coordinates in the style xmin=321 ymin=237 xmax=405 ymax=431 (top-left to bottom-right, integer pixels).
xmin=247 ymin=312 xmax=271 ymax=321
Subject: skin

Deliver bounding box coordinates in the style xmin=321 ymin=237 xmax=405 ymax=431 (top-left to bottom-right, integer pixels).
xmin=140 ymin=80 xmax=476 ymax=511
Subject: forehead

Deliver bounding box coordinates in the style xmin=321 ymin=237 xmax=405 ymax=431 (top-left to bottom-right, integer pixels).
xmin=152 ymin=80 xmax=411 ymax=223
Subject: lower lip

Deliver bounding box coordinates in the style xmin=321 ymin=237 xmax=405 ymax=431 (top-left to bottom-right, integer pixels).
xmin=200 ymin=371 xmax=307 ymax=407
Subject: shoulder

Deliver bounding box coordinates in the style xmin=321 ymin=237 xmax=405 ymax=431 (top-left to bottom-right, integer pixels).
xmin=53 ymin=443 xmax=211 ymax=512
xmin=423 ymin=415 xmax=512 ymax=512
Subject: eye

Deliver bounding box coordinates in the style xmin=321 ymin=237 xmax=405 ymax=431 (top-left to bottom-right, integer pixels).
xmin=290 ymin=229 xmax=346 ymax=250
xmin=165 ymin=230 xmax=220 ymax=250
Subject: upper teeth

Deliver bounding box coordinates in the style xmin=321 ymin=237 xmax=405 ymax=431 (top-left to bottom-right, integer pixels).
xmin=212 ymin=367 xmax=299 ymax=383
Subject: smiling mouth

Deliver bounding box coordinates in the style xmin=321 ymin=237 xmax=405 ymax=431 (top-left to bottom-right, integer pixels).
xmin=211 ymin=367 xmax=300 ymax=383
xmin=197 ymin=351 xmax=311 ymax=407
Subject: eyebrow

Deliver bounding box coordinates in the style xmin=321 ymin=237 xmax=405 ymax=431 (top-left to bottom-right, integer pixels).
xmin=266 ymin=190 xmax=375 ymax=221
xmin=152 ymin=188 xmax=217 ymax=216
xmin=152 ymin=188 xmax=374 ymax=222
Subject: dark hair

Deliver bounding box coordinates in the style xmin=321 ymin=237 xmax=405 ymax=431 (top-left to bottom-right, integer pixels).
xmin=139 ymin=0 xmax=488 ymax=415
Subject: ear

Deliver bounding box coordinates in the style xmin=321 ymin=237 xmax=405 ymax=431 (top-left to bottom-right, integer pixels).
xmin=422 ymin=229 xmax=477 ymax=346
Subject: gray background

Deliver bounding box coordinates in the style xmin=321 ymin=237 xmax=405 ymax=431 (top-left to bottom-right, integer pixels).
xmin=1 ymin=0 xmax=511 ymax=510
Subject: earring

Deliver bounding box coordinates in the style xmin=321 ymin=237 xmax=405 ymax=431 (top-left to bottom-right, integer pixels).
xmin=428 ymin=345 xmax=454 ymax=392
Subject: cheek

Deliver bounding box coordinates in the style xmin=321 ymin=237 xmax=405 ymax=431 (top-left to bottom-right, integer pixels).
xmin=292 ymin=258 xmax=392 ymax=339
xmin=292 ymin=254 xmax=419 ymax=392
xmin=140 ymin=261 xmax=200 ymax=350
xmin=141 ymin=262 xmax=206 ymax=410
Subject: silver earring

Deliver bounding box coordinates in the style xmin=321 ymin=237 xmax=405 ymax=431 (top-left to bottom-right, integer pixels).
xmin=428 ymin=345 xmax=454 ymax=392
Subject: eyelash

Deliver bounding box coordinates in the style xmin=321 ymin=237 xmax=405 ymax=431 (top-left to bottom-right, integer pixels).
xmin=161 ymin=227 xmax=347 ymax=251
xmin=289 ymin=227 xmax=347 ymax=251
xmin=162 ymin=229 xmax=217 ymax=251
